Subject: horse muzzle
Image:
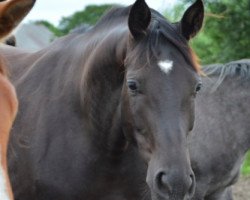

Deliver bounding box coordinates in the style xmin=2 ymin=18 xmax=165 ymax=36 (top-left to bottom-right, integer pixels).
xmin=146 ymin=164 xmax=196 ymax=200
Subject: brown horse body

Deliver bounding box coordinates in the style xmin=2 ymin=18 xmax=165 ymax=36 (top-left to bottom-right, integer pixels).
xmin=0 ymin=63 xmax=17 ymax=200
xmin=0 ymin=0 xmax=35 ymax=199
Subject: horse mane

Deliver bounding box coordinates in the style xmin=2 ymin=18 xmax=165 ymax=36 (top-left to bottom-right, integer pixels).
xmin=70 ymin=24 xmax=92 ymax=34
xmin=71 ymin=5 xmax=201 ymax=74
xmin=203 ymin=59 xmax=250 ymax=78
xmin=69 ymin=6 xmax=130 ymax=36
xmin=202 ymin=59 xmax=250 ymax=90
xmin=94 ymin=6 xmax=131 ymax=28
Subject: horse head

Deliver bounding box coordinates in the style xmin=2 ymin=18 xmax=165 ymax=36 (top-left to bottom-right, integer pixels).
xmin=121 ymin=0 xmax=204 ymax=199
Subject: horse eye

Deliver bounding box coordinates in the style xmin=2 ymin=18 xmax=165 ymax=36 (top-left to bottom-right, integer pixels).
xmin=127 ymin=80 xmax=138 ymax=91
xmin=195 ymin=83 xmax=202 ymax=93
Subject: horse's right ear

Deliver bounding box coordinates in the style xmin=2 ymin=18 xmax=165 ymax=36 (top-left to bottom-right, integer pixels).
xmin=180 ymin=0 xmax=204 ymax=40
xmin=128 ymin=0 xmax=151 ymax=40
xmin=0 ymin=0 xmax=36 ymax=38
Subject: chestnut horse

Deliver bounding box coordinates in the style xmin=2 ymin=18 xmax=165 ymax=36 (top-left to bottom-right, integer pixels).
xmin=1 ymin=0 xmax=204 ymax=199
xmin=0 ymin=0 xmax=35 ymax=199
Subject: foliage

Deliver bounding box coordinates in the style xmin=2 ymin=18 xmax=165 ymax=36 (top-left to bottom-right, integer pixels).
xmin=35 ymin=4 xmax=114 ymax=37
xmin=58 ymin=4 xmax=114 ymax=35
xmin=165 ymin=0 xmax=250 ymax=64
xmin=242 ymin=151 xmax=250 ymax=175
xmin=35 ymin=20 xmax=62 ymax=37
xmin=163 ymin=3 xmax=186 ymax=22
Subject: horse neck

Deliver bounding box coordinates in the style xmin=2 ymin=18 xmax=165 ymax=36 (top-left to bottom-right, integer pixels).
xmin=221 ymin=77 xmax=250 ymax=150
xmin=79 ymin=25 xmax=129 ymax=153
xmin=199 ymin=76 xmax=250 ymax=151
xmin=0 ymin=57 xmax=6 ymax=75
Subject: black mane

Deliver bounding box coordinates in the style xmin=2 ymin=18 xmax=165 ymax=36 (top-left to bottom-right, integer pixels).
xmin=72 ymin=5 xmax=200 ymax=72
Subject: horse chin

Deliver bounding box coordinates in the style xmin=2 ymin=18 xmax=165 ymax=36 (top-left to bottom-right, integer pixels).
xmin=151 ymin=193 xmax=190 ymax=200
xmin=148 ymin=183 xmax=193 ymax=200
xmin=150 ymin=193 xmax=169 ymax=200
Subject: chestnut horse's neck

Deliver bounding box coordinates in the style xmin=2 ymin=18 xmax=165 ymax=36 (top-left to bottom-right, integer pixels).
xmin=0 ymin=57 xmax=6 ymax=75
xmin=0 ymin=0 xmax=35 ymax=200
xmin=0 ymin=67 xmax=17 ymax=200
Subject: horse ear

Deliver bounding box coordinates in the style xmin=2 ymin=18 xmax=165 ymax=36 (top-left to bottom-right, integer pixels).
xmin=128 ymin=0 xmax=151 ymax=40
xmin=180 ymin=0 xmax=204 ymax=40
xmin=0 ymin=0 xmax=36 ymax=38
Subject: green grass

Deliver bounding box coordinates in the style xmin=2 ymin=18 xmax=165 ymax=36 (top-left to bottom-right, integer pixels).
xmin=242 ymin=151 xmax=250 ymax=175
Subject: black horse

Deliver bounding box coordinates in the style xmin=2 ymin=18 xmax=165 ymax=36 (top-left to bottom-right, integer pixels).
xmin=190 ymin=59 xmax=250 ymax=200
xmin=1 ymin=0 xmax=204 ymax=199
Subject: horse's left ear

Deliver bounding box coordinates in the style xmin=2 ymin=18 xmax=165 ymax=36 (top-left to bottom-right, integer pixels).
xmin=0 ymin=0 xmax=36 ymax=38
xmin=180 ymin=0 xmax=204 ymax=40
xmin=128 ymin=0 xmax=151 ymax=40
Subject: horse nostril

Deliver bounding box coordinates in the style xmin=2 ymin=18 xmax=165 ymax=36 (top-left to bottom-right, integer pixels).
xmin=154 ymin=171 xmax=196 ymax=198
xmin=155 ymin=171 xmax=172 ymax=193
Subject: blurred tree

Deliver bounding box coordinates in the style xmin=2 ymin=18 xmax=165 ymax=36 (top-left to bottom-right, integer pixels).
xmin=164 ymin=3 xmax=186 ymax=22
xmin=58 ymin=4 xmax=114 ymax=35
xmin=242 ymin=151 xmax=250 ymax=175
xmin=165 ymin=0 xmax=250 ymax=64
xmin=35 ymin=4 xmax=114 ymax=37
xmin=35 ymin=20 xmax=62 ymax=37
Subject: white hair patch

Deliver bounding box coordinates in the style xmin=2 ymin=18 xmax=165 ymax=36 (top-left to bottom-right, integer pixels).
xmin=158 ymin=60 xmax=173 ymax=74
xmin=0 ymin=153 xmax=10 ymax=200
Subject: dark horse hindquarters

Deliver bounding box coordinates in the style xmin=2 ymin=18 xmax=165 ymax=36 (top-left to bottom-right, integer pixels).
xmin=2 ymin=0 xmax=204 ymax=199
xmin=190 ymin=59 xmax=250 ymax=200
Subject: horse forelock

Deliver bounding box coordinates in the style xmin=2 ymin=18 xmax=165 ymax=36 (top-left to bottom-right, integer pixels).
xmin=151 ymin=16 xmax=201 ymax=74
xmin=124 ymin=10 xmax=201 ymax=74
